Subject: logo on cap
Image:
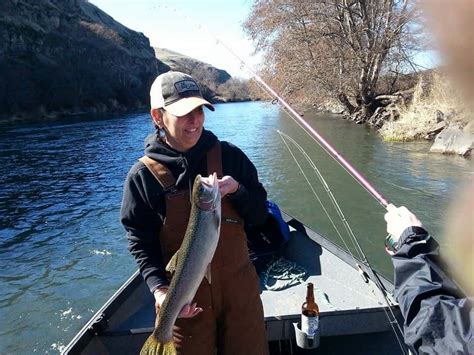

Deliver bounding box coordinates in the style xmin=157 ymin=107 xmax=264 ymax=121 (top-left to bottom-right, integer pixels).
xmin=175 ymin=80 xmax=199 ymax=94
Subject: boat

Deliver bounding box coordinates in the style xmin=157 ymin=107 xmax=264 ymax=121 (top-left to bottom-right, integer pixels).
xmin=62 ymin=211 xmax=405 ymax=354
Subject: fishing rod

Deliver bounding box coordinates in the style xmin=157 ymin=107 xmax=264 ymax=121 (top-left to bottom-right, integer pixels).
xmin=158 ymin=4 xmax=391 ymax=209
xmin=232 ymin=58 xmax=392 ymax=208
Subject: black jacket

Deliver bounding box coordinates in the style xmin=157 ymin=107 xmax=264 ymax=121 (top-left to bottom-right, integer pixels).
xmin=120 ymin=129 xmax=267 ymax=293
xmin=392 ymin=226 xmax=473 ymax=354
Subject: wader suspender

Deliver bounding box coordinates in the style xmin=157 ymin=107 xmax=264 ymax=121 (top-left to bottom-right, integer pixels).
xmin=138 ymin=156 xmax=177 ymax=193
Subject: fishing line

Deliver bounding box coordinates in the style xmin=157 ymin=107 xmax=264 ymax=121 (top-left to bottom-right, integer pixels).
xmin=278 ymin=131 xmax=365 ymax=262
xmin=277 ymin=121 xmax=405 ymax=350
xmin=278 ymin=131 xmax=367 ymax=261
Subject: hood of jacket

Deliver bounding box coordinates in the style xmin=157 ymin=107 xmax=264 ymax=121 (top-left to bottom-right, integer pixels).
xmin=144 ymin=129 xmax=218 ymax=189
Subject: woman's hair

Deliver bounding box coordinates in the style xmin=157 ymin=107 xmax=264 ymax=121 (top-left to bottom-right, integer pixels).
xmin=153 ymin=108 xmax=165 ymax=129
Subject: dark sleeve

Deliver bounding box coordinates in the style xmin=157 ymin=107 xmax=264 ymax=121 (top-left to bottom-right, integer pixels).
xmin=392 ymin=226 xmax=473 ymax=354
xmin=120 ymin=163 xmax=168 ymax=293
xmin=221 ymin=142 xmax=267 ymax=226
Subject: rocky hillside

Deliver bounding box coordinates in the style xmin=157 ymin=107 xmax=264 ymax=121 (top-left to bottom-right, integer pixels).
xmin=0 ymin=0 xmax=169 ymax=121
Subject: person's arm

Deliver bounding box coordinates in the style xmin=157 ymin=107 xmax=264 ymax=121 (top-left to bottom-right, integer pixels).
xmin=120 ymin=164 xmax=168 ymax=293
xmin=385 ymin=207 xmax=473 ymax=354
xmin=221 ymin=142 xmax=267 ymax=225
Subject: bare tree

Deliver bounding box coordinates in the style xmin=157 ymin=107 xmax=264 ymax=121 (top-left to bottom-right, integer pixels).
xmin=244 ymin=0 xmax=423 ymax=120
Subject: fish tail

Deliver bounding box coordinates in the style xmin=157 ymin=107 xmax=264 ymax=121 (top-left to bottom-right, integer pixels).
xmin=140 ymin=335 xmax=176 ymax=355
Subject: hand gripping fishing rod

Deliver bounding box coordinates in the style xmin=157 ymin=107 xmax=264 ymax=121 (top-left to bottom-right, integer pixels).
xmin=215 ymin=33 xmax=401 ymax=256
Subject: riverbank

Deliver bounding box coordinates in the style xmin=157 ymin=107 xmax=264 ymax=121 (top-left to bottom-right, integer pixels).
xmin=0 ymin=102 xmax=146 ymax=126
xmin=311 ymin=71 xmax=473 ymax=158
xmin=378 ymin=72 xmax=473 ymax=155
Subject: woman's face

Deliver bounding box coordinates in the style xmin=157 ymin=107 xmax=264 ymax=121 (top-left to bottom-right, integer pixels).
xmin=157 ymin=106 xmax=205 ymax=152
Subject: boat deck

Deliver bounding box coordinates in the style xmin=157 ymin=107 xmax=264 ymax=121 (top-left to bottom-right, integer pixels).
xmin=262 ymin=221 xmax=397 ymax=342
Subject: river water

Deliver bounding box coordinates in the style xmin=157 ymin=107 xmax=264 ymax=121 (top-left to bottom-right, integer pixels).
xmin=0 ymin=101 xmax=472 ymax=354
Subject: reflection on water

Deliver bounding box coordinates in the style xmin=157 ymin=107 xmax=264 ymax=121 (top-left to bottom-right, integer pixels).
xmin=0 ymin=102 xmax=472 ymax=353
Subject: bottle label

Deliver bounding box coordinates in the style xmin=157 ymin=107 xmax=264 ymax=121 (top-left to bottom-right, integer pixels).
xmin=301 ymin=314 xmax=319 ymax=338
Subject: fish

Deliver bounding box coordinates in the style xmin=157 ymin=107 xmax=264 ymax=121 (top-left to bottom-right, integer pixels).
xmin=140 ymin=172 xmax=222 ymax=355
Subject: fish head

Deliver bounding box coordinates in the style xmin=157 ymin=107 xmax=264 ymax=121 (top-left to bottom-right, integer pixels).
xmin=192 ymin=173 xmax=221 ymax=211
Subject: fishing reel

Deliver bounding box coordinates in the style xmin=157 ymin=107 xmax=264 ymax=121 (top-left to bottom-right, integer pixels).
xmin=384 ymin=234 xmax=401 ymax=255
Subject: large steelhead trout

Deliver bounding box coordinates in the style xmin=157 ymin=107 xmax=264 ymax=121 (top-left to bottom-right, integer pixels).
xmin=141 ymin=173 xmax=221 ymax=355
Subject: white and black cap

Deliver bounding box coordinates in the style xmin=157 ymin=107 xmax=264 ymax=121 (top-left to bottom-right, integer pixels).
xmin=150 ymin=71 xmax=215 ymax=116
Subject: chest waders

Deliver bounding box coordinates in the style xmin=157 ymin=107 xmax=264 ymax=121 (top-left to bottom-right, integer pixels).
xmin=140 ymin=141 xmax=269 ymax=355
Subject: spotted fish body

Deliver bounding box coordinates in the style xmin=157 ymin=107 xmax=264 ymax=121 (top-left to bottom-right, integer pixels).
xmin=141 ymin=173 xmax=221 ymax=355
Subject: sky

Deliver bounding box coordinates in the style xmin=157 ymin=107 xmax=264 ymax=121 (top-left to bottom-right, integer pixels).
xmin=88 ymin=0 xmax=439 ymax=78
xmin=88 ymin=0 xmax=259 ymax=78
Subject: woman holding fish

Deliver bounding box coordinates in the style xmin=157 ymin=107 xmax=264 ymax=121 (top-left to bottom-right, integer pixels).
xmin=121 ymin=71 xmax=269 ymax=355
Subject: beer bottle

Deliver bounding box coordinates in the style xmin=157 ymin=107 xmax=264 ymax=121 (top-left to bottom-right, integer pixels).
xmin=301 ymin=282 xmax=319 ymax=345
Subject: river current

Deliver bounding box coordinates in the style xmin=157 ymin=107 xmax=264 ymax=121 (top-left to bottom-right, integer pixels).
xmin=0 ymin=101 xmax=472 ymax=353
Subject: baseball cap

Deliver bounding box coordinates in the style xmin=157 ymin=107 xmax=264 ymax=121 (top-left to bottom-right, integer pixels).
xmin=150 ymin=71 xmax=215 ymax=116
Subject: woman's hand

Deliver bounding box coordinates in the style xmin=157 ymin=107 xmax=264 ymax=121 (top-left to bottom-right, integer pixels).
xmin=153 ymin=287 xmax=168 ymax=314
xmin=218 ymin=176 xmax=239 ymax=197
xmin=153 ymin=287 xmax=203 ymax=318
xmin=178 ymin=303 xmax=203 ymax=318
